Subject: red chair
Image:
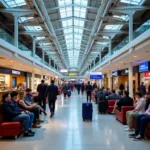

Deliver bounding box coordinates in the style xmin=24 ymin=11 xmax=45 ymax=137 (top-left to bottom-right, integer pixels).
xmin=107 ymin=100 xmax=116 ymax=113
xmin=115 ymin=106 xmax=134 ymax=124
xmin=145 ymin=123 xmax=150 ymax=137
xmin=0 ymin=114 xmax=23 ymax=139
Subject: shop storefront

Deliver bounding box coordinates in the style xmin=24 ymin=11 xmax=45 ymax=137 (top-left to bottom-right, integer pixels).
xmin=101 ymin=74 xmax=108 ymax=88
xmin=139 ymin=61 xmax=150 ymax=91
xmin=34 ymin=74 xmax=41 ymax=91
xmin=43 ymin=75 xmax=50 ymax=85
xmin=0 ymin=67 xmax=27 ymax=100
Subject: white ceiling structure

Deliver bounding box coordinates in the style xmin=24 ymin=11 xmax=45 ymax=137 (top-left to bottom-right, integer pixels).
xmin=0 ymin=0 xmax=149 ymax=76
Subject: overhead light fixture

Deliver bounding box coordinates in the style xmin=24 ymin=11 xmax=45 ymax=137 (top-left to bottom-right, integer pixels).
xmin=60 ymin=69 xmax=68 ymax=73
xmin=10 ymin=60 xmax=13 ymax=63
xmin=121 ymin=62 xmax=123 ymax=64
xmin=55 ymin=76 xmax=58 ymax=79
xmin=134 ymin=56 xmax=137 ymax=58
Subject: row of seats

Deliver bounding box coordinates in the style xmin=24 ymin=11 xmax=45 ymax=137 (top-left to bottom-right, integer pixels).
xmin=108 ymin=100 xmax=150 ymax=138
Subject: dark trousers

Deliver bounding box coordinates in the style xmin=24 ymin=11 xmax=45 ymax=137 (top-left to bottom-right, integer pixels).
xmin=77 ymin=89 xmax=80 ymax=95
xmin=38 ymin=97 xmax=46 ymax=111
xmin=48 ymin=100 xmax=56 ymax=113
xmin=81 ymin=89 xmax=84 ymax=94
xmin=30 ymin=107 xmax=40 ymax=123
xmin=64 ymin=93 xmax=67 ymax=98
xmin=135 ymin=114 xmax=150 ymax=136
xmin=87 ymin=92 xmax=91 ymax=102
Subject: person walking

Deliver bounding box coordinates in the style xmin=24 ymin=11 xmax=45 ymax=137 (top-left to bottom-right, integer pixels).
xmin=86 ymin=81 xmax=92 ymax=102
xmin=62 ymin=83 xmax=68 ymax=98
xmin=81 ymin=82 xmax=85 ymax=95
xmin=77 ymin=83 xmax=81 ymax=95
xmin=37 ymin=80 xmax=48 ymax=111
xmin=45 ymin=80 xmax=58 ymax=118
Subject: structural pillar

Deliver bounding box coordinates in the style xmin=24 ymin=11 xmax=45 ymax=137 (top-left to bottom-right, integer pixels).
xmin=128 ymin=63 xmax=133 ymax=98
xmin=31 ymin=71 xmax=35 ymax=92
xmin=108 ymin=71 xmax=112 ymax=91
xmin=129 ymin=13 xmax=133 ymax=42
xmin=109 ymin=37 xmax=112 ymax=56
xmin=49 ymin=57 xmax=51 ymax=67
xmin=42 ymin=50 xmax=45 ymax=64
xmin=14 ymin=15 xmax=18 ymax=48
xmin=32 ymin=36 xmax=36 ymax=57
xmin=99 ymin=52 xmax=101 ymax=63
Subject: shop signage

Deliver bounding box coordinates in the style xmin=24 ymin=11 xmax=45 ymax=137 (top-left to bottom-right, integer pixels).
xmin=12 ymin=70 xmax=21 ymax=75
xmin=139 ymin=62 xmax=149 ymax=72
xmin=90 ymin=72 xmax=102 ymax=79
xmin=113 ymin=71 xmax=118 ymax=76
xmin=144 ymin=72 xmax=150 ymax=77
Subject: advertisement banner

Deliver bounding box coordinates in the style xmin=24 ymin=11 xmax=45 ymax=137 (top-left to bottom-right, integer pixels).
xmin=139 ymin=62 xmax=149 ymax=72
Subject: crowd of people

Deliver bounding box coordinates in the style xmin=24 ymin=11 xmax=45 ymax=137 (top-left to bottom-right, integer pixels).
xmin=0 ymin=79 xmax=58 ymax=137
xmin=0 ymin=80 xmax=150 ymax=141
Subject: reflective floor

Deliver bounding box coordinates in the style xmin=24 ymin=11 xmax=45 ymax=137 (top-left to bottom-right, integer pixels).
xmin=0 ymin=91 xmax=150 ymax=150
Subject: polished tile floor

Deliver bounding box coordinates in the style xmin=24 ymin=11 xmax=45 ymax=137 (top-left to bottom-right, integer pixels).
xmin=0 ymin=91 xmax=150 ymax=150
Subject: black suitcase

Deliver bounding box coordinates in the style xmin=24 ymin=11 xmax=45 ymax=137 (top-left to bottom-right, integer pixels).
xmin=98 ymin=101 xmax=107 ymax=114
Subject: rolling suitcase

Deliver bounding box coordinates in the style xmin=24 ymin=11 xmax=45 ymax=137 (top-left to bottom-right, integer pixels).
xmin=67 ymin=90 xmax=71 ymax=97
xmin=98 ymin=101 xmax=107 ymax=114
xmin=82 ymin=102 xmax=93 ymax=121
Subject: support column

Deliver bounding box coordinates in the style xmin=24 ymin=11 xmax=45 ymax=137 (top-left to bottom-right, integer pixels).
xmin=99 ymin=51 xmax=101 ymax=63
xmin=14 ymin=15 xmax=18 ymax=48
xmin=32 ymin=36 xmax=36 ymax=57
xmin=128 ymin=63 xmax=133 ymax=98
xmin=42 ymin=50 xmax=45 ymax=64
xmin=108 ymin=71 xmax=112 ymax=91
xmin=31 ymin=71 xmax=35 ymax=92
xmin=109 ymin=37 xmax=112 ymax=56
xmin=49 ymin=57 xmax=51 ymax=67
xmin=129 ymin=13 xmax=133 ymax=42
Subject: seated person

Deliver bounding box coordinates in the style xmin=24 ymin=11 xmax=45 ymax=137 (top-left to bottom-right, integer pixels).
xmin=129 ymin=104 xmax=150 ymax=140
xmin=124 ymin=92 xmax=146 ymax=131
xmin=0 ymin=92 xmax=35 ymax=137
xmin=107 ymin=90 xmax=121 ymax=100
xmin=113 ymin=91 xmax=133 ymax=112
xmin=11 ymin=91 xmax=41 ymax=128
xmin=24 ymin=88 xmax=47 ymax=116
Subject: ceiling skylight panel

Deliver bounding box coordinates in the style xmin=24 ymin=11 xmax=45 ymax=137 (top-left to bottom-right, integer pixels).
xmin=5 ymin=0 xmax=26 ymax=7
xmin=18 ymin=17 xmax=34 ymax=23
xmin=104 ymin=25 xmax=121 ymax=30
xmin=24 ymin=26 xmax=43 ymax=31
xmin=120 ymin=0 xmax=143 ymax=5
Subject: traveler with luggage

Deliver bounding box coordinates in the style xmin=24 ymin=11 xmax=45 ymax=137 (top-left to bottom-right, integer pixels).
xmin=86 ymin=81 xmax=92 ymax=102
xmin=77 ymin=83 xmax=81 ymax=95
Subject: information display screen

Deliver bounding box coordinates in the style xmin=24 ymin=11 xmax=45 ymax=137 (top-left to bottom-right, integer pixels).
xmin=139 ymin=62 xmax=149 ymax=72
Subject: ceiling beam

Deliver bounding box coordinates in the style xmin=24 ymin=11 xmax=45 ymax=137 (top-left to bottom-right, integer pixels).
xmin=19 ymin=31 xmax=49 ymax=36
xmin=51 ymin=16 xmax=94 ymax=24
xmin=98 ymin=29 xmax=128 ymax=35
xmin=57 ymin=32 xmax=90 ymax=38
xmin=54 ymin=26 xmax=91 ymax=32
xmin=47 ymin=4 xmax=98 ymax=13
xmin=109 ymin=6 xmax=150 ymax=14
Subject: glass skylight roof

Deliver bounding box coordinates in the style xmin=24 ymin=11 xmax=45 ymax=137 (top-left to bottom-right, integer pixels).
xmin=113 ymin=15 xmax=129 ymax=21
xmin=24 ymin=26 xmax=43 ymax=31
xmin=18 ymin=17 xmax=34 ymax=23
xmin=36 ymin=37 xmax=45 ymax=41
xmin=104 ymin=25 xmax=122 ymax=30
xmin=120 ymin=0 xmax=143 ymax=5
xmin=4 ymin=0 xmax=26 ymax=8
xmin=58 ymin=0 xmax=88 ymax=67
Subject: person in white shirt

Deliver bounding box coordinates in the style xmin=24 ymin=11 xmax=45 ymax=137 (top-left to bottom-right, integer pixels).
xmin=124 ymin=92 xmax=146 ymax=131
xmin=129 ymin=104 xmax=150 ymax=140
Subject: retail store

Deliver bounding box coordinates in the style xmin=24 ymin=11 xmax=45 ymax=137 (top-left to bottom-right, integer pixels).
xmin=33 ymin=74 xmax=41 ymax=92
xmin=0 ymin=67 xmax=27 ymax=100
xmin=139 ymin=61 xmax=150 ymax=91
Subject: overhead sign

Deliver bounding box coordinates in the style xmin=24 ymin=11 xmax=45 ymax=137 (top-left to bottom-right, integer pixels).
xmin=112 ymin=71 xmax=118 ymax=76
xmin=90 ymin=72 xmax=102 ymax=80
xmin=69 ymin=73 xmax=76 ymax=76
xmin=144 ymin=72 xmax=150 ymax=77
xmin=12 ymin=70 xmax=21 ymax=75
xmin=60 ymin=69 xmax=68 ymax=73
xmin=139 ymin=62 xmax=149 ymax=72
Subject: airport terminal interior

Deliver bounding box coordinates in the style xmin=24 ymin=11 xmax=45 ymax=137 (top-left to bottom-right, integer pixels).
xmin=0 ymin=0 xmax=150 ymax=149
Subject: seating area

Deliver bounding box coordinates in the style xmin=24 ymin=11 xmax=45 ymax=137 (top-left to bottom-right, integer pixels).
xmin=0 ymin=114 xmax=23 ymax=139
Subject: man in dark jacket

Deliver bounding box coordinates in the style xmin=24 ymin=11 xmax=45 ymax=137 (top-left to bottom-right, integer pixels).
xmin=138 ymin=82 xmax=146 ymax=96
xmin=77 ymin=83 xmax=81 ymax=95
xmin=113 ymin=91 xmax=133 ymax=112
xmin=86 ymin=81 xmax=92 ymax=102
xmin=45 ymin=80 xmax=58 ymax=118
xmin=0 ymin=92 xmax=35 ymax=137
xmin=37 ymin=80 xmax=48 ymax=111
